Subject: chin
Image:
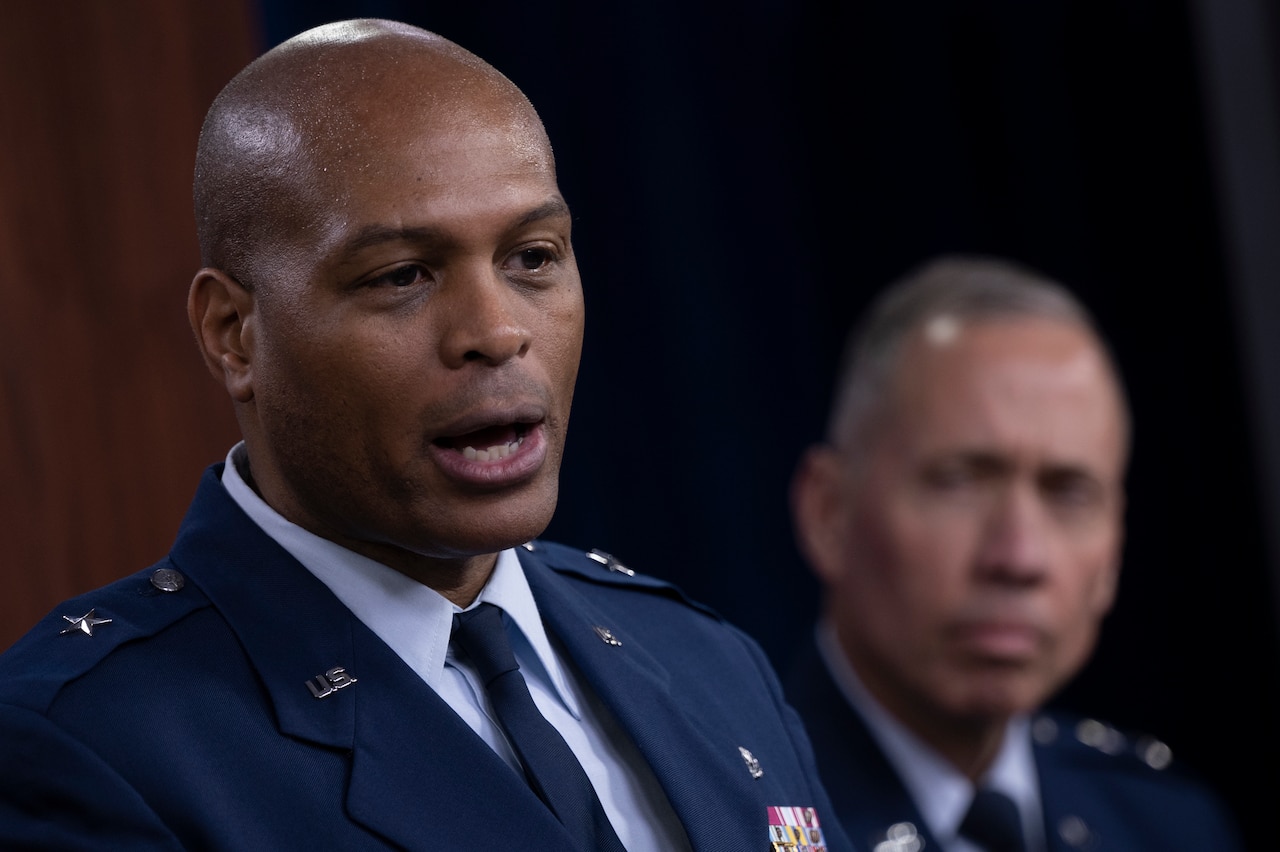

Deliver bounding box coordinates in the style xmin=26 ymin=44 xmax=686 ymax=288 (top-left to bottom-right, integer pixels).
xmin=953 ymin=677 xmax=1043 ymax=720
xmin=450 ymin=494 xmax=558 ymax=554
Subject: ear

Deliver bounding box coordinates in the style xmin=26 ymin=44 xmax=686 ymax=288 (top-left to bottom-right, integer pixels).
xmin=188 ymin=268 xmax=256 ymax=403
xmin=790 ymin=444 xmax=850 ymax=586
xmin=1092 ymin=490 xmax=1127 ymax=616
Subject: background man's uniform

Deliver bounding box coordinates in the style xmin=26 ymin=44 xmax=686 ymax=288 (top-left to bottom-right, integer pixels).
xmin=787 ymin=631 xmax=1244 ymax=852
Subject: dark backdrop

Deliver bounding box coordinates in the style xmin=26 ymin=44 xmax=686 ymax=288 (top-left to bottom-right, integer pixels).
xmin=254 ymin=1 xmax=1278 ymax=845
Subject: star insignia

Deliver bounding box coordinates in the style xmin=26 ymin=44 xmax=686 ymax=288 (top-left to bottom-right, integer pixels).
xmin=60 ymin=609 xmax=112 ymax=637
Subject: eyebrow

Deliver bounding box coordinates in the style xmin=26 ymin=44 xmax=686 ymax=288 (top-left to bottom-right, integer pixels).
xmin=956 ymin=450 xmax=1104 ymax=481
xmin=516 ymin=197 xmax=572 ymax=227
xmin=338 ymin=197 xmax=572 ymax=256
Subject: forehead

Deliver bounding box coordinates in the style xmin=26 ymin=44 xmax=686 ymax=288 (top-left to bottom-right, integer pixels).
xmin=878 ymin=318 xmax=1127 ymax=469
xmin=318 ymin=102 xmax=555 ymax=207
xmin=302 ymin=59 xmax=551 ymax=188
xmin=256 ymin=55 xmax=561 ymax=257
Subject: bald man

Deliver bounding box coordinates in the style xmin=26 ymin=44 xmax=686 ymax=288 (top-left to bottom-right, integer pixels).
xmin=0 ymin=20 xmax=848 ymax=852
xmin=784 ymin=256 xmax=1243 ymax=851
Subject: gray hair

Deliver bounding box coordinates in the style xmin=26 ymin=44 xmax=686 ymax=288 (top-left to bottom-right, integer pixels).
xmin=826 ymin=254 xmax=1129 ymax=448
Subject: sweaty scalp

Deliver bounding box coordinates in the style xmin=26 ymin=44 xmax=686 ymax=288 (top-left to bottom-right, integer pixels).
xmin=192 ymin=18 xmax=551 ymax=289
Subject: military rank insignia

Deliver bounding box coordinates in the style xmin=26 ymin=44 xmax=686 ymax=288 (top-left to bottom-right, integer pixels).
xmin=767 ymin=805 xmax=827 ymax=851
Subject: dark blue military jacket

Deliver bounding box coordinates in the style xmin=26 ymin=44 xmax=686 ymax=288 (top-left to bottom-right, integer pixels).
xmin=785 ymin=637 xmax=1244 ymax=851
xmin=0 ymin=465 xmax=851 ymax=852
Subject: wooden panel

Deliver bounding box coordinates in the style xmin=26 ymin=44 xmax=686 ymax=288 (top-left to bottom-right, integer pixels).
xmin=0 ymin=1 xmax=259 ymax=650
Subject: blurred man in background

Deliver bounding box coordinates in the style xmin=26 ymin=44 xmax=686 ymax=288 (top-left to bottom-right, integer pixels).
xmin=785 ymin=255 xmax=1244 ymax=851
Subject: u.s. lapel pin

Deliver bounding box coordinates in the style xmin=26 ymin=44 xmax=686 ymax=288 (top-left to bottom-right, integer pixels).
xmin=592 ymin=625 xmax=622 ymax=646
xmin=59 ymin=609 xmax=112 ymax=637
xmin=306 ymin=665 xmax=358 ymax=699
xmin=739 ymin=745 xmax=764 ymax=779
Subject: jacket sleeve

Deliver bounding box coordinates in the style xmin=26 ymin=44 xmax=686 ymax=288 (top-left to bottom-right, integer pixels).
xmin=0 ymin=704 xmax=184 ymax=851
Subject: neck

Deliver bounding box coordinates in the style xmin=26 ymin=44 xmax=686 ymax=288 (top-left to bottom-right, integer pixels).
xmin=235 ymin=450 xmax=500 ymax=607
xmin=849 ymin=655 xmax=1012 ymax=781
xmin=913 ymin=713 xmax=1009 ymax=781
xmin=380 ymin=550 xmax=498 ymax=607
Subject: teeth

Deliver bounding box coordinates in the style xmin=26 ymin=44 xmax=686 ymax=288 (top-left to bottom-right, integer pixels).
xmin=462 ymin=435 xmax=524 ymax=462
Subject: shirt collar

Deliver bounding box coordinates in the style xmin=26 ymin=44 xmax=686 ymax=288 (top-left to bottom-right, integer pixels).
xmin=469 ymin=546 xmax=582 ymax=718
xmin=815 ymin=618 xmax=1039 ymax=842
xmin=220 ymin=442 xmax=581 ymax=718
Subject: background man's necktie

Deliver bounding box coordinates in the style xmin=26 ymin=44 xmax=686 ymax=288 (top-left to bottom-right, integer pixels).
xmin=959 ymin=788 xmax=1027 ymax=852
xmin=452 ymin=603 xmax=627 ymax=852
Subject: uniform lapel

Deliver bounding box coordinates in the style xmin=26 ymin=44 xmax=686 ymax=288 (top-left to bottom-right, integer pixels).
xmin=342 ymin=620 xmax=573 ymax=848
xmin=170 ymin=467 xmax=362 ymax=752
xmin=521 ymin=551 xmax=766 ymax=852
xmin=171 ymin=468 xmax=575 ymax=848
xmin=785 ymin=636 xmax=936 ymax=852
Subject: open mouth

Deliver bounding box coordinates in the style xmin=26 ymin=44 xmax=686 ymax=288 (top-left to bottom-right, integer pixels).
xmin=434 ymin=422 xmax=531 ymax=462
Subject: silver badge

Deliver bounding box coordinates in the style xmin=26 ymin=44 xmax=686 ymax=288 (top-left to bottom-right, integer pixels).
xmin=59 ymin=609 xmax=112 ymax=637
xmin=874 ymin=822 xmax=923 ymax=852
xmin=587 ymin=549 xmax=635 ymax=576
xmin=592 ymin=625 xmax=622 ymax=646
xmin=306 ymin=666 xmax=358 ymax=699
xmin=739 ymin=746 xmax=764 ymax=779
xmin=150 ymin=568 xmax=185 ymax=592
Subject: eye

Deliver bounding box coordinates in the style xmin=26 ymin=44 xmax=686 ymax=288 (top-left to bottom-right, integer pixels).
xmin=1041 ymin=469 xmax=1103 ymax=508
xmin=921 ymin=460 xmax=978 ymax=491
xmin=508 ymin=247 xmax=555 ymax=272
xmin=366 ymin=263 xmax=430 ymax=288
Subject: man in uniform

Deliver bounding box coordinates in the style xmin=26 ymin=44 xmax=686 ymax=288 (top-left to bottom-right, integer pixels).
xmin=785 ymin=255 xmax=1243 ymax=851
xmin=0 ymin=19 xmax=848 ymax=852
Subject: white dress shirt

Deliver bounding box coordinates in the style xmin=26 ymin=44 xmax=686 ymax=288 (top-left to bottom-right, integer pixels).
xmin=221 ymin=443 xmax=689 ymax=851
xmin=816 ymin=619 xmax=1047 ymax=852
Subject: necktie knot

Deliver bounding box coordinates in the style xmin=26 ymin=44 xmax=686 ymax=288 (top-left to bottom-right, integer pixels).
xmin=959 ymin=788 xmax=1026 ymax=852
xmin=452 ymin=603 xmax=520 ymax=686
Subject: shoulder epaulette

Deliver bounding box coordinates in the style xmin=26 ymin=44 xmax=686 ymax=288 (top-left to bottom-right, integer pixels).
xmin=518 ymin=539 xmax=722 ymax=619
xmin=0 ymin=562 xmax=210 ymax=713
xmin=1033 ymin=713 xmax=1177 ymax=773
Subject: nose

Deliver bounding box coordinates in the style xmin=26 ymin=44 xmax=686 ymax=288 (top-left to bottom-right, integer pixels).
xmin=439 ymin=266 xmax=531 ymax=368
xmin=974 ymin=483 xmax=1051 ymax=584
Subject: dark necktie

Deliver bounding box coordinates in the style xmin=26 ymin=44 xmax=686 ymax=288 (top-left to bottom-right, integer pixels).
xmin=959 ymin=788 xmax=1027 ymax=852
xmin=452 ymin=603 xmax=627 ymax=852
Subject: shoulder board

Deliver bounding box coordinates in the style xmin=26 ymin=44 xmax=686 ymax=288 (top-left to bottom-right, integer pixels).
xmin=0 ymin=561 xmax=210 ymax=713
xmin=517 ymin=538 xmax=722 ymax=619
xmin=1031 ymin=711 xmax=1181 ymax=774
